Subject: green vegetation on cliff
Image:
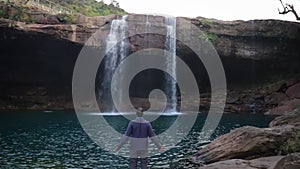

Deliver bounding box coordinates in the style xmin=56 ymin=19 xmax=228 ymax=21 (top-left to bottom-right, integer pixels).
xmin=0 ymin=0 xmax=126 ymax=20
xmin=0 ymin=0 xmax=126 ymax=24
xmin=47 ymin=0 xmax=126 ymax=16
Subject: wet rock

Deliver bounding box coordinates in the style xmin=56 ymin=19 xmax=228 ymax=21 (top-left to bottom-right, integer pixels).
xmin=286 ymin=83 xmax=300 ymax=99
xmin=198 ymin=156 xmax=284 ymax=169
xmin=273 ymin=153 xmax=300 ymax=169
xmin=225 ymin=104 xmax=251 ymax=113
xmin=269 ymin=109 xmax=300 ymax=127
xmin=193 ymin=110 xmax=300 ymax=164
xmin=193 ymin=126 xmax=296 ymax=164
xmin=226 ymin=96 xmax=240 ymax=104
xmin=265 ymin=105 xmax=296 ymax=115
xmin=170 ymin=158 xmax=203 ymax=169
xmin=266 ymin=99 xmax=300 ymax=116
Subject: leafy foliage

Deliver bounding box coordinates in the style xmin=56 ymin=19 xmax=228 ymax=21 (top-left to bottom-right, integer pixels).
xmin=46 ymin=0 xmax=126 ymax=16
xmin=0 ymin=1 xmax=9 ymax=18
xmin=200 ymin=32 xmax=218 ymax=45
xmin=0 ymin=2 xmax=34 ymax=22
xmin=282 ymin=131 xmax=300 ymax=154
xmin=12 ymin=6 xmax=25 ymax=21
xmin=57 ymin=13 xmax=74 ymax=24
xmin=198 ymin=18 xmax=213 ymax=28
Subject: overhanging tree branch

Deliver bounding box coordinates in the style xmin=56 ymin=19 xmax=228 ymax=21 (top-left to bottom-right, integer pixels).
xmin=278 ymin=0 xmax=300 ymax=20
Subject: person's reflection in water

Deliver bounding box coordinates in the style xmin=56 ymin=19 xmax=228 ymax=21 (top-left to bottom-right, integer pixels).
xmin=114 ymin=107 xmax=164 ymax=169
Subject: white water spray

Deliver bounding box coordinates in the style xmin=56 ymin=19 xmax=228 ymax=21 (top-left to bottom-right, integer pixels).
xmin=164 ymin=16 xmax=177 ymax=112
xmin=100 ymin=15 xmax=129 ymax=112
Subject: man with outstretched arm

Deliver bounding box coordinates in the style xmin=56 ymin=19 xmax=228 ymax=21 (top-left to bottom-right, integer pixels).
xmin=114 ymin=107 xmax=164 ymax=169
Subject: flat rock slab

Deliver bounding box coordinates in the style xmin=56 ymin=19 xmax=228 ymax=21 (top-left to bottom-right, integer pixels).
xmin=199 ymin=156 xmax=284 ymax=169
xmin=273 ymin=153 xmax=300 ymax=169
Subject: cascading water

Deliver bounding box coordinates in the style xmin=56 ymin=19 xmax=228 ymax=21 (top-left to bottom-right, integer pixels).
xmin=99 ymin=15 xmax=129 ymax=112
xmin=99 ymin=15 xmax=177 ymax=113
xmin=164 ymin=16 xmax=177 ymax=113
xmin=145 ymin=15 xmax=151 ymax=48
xmin=146 ymin=15 xmax=151 ymax=30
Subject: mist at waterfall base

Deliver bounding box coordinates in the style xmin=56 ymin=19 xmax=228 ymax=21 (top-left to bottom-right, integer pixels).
xmin=0 ymin=111 xmax=275 ymax=168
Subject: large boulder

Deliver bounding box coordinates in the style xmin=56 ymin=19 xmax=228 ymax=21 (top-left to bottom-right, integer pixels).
xmin=265 ymin=99 xmax=300 ymax=116
xmin=192 ymin=126 xmax=296 ymax=164
xmin=198 ymin=153 xmax=300 ymax=169
xmin=192 ymin=110 xmax=300 ymax=164
xmin=265 ymin=105 xmax=296 ymax=115
xmin=269 ymin=109 xmax=300 ymax=127
xmin=273 ymin=153 xmax=300 ymax=169
xmin=198 ymin=156 xmax=284 ymax=169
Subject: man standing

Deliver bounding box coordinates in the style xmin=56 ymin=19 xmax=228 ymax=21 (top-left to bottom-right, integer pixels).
xmin=114 ymin=107 xmax=164 ymax=169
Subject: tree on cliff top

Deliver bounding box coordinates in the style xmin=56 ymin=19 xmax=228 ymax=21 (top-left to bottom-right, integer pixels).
xmin=278 ymin=0 xmax=300 ymax=20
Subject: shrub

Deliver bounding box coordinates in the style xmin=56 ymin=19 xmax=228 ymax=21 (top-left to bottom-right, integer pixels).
xmin=57 ymin=13 xmax=74 ymax=24
xmin=12 ymin=7 xmax=25 ymax=21
xmin=47 ymin=0 xmax=126 ymax=16
xmin=282 ymin=131 xmax=300 ymax=154
xmin=201 ymin=32 xmax=218 ymax=45
xmin=0 ymin=2 xmax=9 ymax=18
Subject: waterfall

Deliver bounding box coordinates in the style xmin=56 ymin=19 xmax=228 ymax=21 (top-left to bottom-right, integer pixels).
xmin=146 ymin=15 xmax=151 ymax=31
xmin=164 ymin=16 xmax=177 ymax=112
xmin=99 ymin=15 xmax=177 ymax=113
xmin=99 ymin=15 xmax=129 ymax=112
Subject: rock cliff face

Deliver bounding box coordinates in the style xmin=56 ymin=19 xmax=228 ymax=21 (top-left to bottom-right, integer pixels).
xmin=0 ymin=13 xmax=300 ymax=110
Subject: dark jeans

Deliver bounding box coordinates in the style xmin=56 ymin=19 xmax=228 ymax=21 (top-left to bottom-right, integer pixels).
xmin=130 ymin=150 xmax=148 ymax=169
xmin=130 ymin=157 xmax=148 ymax=169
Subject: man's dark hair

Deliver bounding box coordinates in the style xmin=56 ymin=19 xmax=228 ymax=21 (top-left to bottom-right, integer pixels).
xmin=136 ymin=107 xmax=144 ymax=117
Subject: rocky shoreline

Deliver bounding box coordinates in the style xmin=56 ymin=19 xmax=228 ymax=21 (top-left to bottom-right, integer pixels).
xmin=172 ymin=109 xmax=300 ymax=168
xmin=1 ymin=78 xmax=300 ymax=115
xmin=224 ymin=78 xmax=300 ymax=115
